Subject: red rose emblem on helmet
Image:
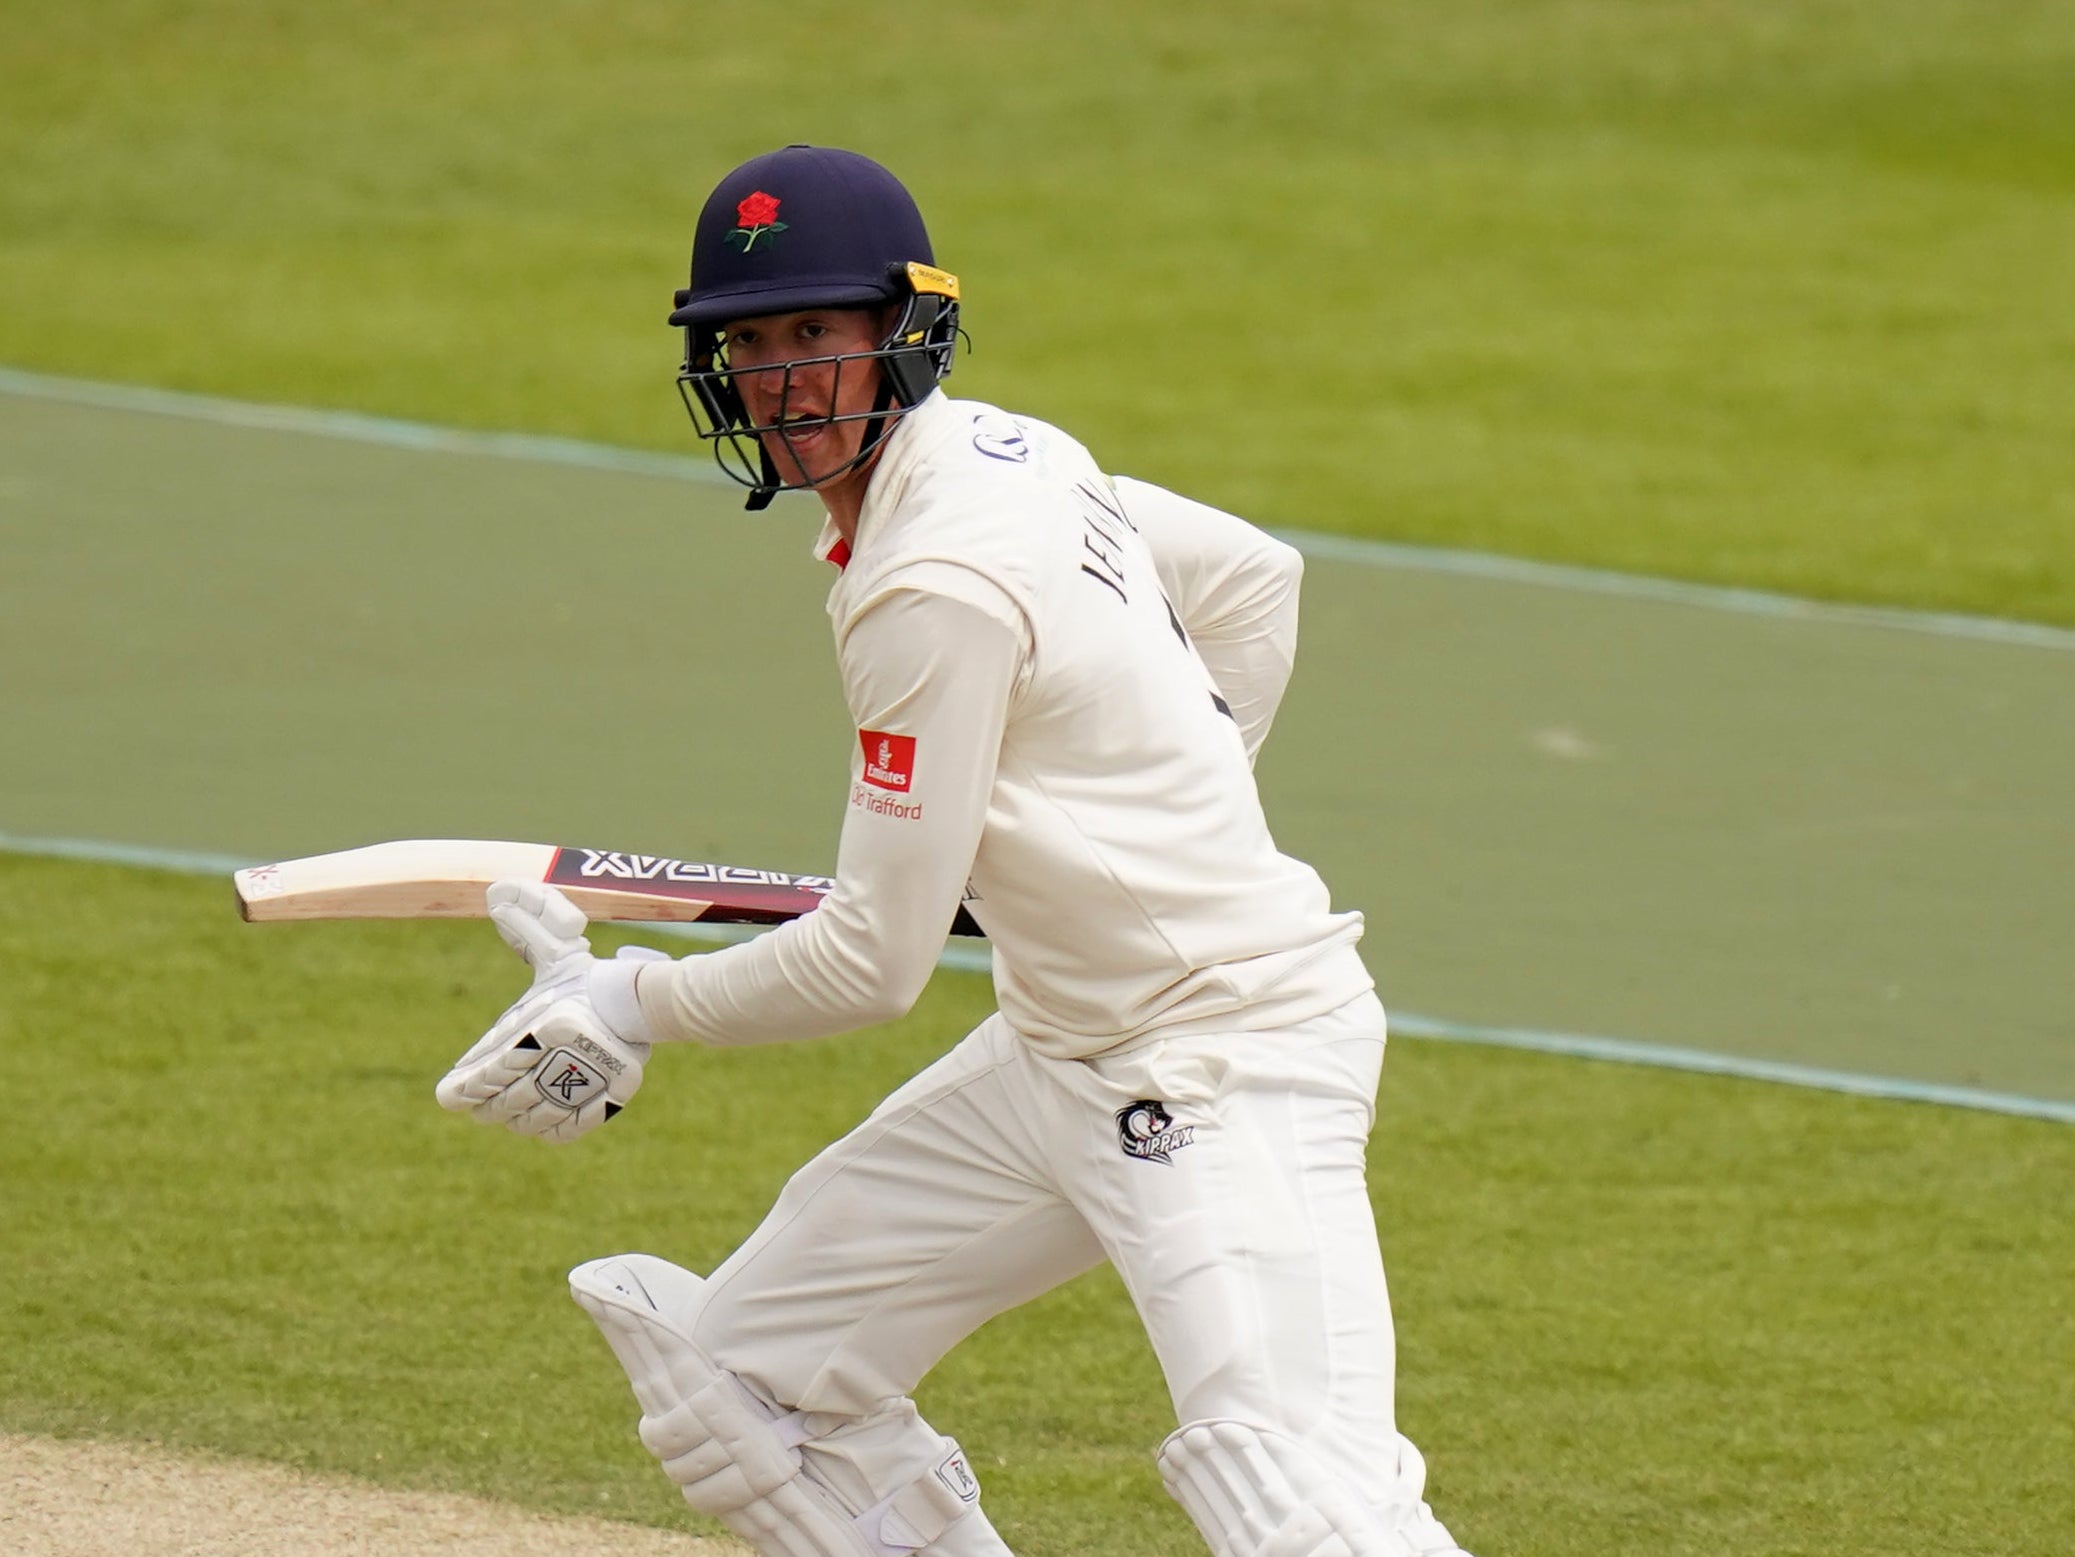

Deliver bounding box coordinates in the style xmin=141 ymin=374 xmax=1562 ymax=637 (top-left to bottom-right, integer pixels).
xmin=727 ymin=190 xmax=788 ymax=252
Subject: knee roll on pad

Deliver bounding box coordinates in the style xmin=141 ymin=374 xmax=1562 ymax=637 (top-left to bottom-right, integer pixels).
xmin=1157 ymin=1419 xmax=1417 ymax=1557
xmin=571 ymin=1254 xmax=982 ymax=1557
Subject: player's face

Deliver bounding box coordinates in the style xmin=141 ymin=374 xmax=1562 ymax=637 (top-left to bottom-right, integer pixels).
xmin=721 ymin=308 xmax=889 ymax=495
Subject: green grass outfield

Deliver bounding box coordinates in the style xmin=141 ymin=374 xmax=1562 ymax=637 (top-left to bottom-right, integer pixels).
xmin=3 ymin=0 xmax=2072 ymax=622
xmin=4 ymin=858 xmax=2071 ymax=1557
xmin=5 ymin=4 xmax=2075 ymax=1554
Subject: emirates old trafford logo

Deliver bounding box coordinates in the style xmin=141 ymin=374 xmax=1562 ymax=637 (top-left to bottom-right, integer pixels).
xmin=1116 ymin=1100 xmax=1195 ymax=1165
xmin=727 ymin=190 xmax=788 ymax=251
xmin=858 ymin=729 xmax=917 ymax=792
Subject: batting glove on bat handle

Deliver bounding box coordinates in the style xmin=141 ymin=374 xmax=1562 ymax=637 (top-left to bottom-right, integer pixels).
xmin=489 ymin=879 xmax=592 ymax=983
xmin=435 ymin=887 xmax=668 ymax=1143
xmin=436 ymin=992 xmax=652 ymax=1143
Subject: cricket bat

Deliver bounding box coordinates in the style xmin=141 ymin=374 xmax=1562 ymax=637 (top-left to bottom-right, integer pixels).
xmin=234 ymin=839 xmax=985 ymax=938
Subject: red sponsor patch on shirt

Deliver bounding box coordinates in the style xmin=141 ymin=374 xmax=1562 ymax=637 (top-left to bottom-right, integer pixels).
xmin=859 ymin=729 xmax=917 ymax=792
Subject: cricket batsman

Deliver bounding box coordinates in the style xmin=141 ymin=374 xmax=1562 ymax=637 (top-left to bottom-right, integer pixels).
xmin=437 ymin=144 xmax=1476 ymax=1557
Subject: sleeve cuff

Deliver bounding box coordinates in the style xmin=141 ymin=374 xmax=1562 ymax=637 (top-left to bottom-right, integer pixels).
xmin=587 ymin=957 xmax=661 ymax=1046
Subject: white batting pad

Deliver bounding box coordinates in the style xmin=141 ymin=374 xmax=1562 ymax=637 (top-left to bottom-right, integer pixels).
xmin=569 ymin=1255 xmax=984 ymax=1557
xmin=1159 ymin=1419 xmax=1470 ymax=1557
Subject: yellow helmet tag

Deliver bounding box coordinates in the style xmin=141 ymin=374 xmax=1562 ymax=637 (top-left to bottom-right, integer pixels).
xmin=905 ymin=262 xmax=960 ymax=300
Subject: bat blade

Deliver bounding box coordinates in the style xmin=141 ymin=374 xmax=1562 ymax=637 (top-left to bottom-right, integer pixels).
xmin=233 ymin=839 xmax=835 ymax=926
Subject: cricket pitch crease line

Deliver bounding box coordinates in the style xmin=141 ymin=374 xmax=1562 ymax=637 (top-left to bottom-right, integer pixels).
xmin=5 ymin=363 xmax=2073 ymax=655
xmin=5 ymin=829 xmax=2070 ymax=1127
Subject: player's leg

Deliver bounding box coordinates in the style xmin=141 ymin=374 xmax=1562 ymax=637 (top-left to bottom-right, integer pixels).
xmin=1056 ymin=992 xmax=1472 ymax=1556
xmin=573 ymin=1013 xmax=1102 ymax=1557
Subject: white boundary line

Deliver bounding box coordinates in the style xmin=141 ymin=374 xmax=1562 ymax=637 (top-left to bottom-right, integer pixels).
xmin=6 ymin=363 xmax=2073 ymax=652
xmin=5 ymin=830 xmax=2069 ymax=1126
xmin=1279 ymin=530 xmax=2075 ymax=652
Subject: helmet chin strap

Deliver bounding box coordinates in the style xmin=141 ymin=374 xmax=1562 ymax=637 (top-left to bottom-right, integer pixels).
xmin=745 ymin=445 xmax=781 ymax=512
xmin=852 ymin=374 xmax=901 ymax=467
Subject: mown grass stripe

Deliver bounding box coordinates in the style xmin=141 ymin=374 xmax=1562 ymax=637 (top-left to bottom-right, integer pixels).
xmin=7 ymin=363 xmax=2072 ymax=653
xmin=6 ymin=829 xmax=2067 ymax=1126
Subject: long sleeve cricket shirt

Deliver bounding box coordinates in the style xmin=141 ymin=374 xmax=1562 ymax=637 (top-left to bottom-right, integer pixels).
xmin=594 ymin=393 xmax=1370 ymax=1060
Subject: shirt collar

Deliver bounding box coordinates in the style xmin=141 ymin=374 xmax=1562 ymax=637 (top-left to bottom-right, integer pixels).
xmin=806 ymin=390 xmax=955 ymax=574
xmin=812 ymin=521 xmax=851 ymax=571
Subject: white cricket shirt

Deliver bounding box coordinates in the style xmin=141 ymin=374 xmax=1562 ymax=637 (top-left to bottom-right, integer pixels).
xmin=611 ymin=393 xmax=1371 ymax=1060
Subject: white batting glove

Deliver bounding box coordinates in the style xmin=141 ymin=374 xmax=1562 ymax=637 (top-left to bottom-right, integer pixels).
xmin=436 ymin=881 xmax=665 ymax=1143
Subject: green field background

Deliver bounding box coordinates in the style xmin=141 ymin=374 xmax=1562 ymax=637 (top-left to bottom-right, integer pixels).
xmin=3 ymin=0 xmax=2072 ymax=621
xmin=5 ymin=858 xmax=2072 ymax=1557
xmin=6 ymin=391 xmax=2072 ymax=1100
xmin=4 ymin=5 xmax=2074 ymax=1556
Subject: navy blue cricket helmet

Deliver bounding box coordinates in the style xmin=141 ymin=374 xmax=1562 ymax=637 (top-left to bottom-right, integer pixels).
xmin=670 ymin=146 xmax=962 ymax=509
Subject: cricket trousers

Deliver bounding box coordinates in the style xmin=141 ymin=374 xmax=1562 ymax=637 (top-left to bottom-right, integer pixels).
xmin=680 ymin=988 xmax=1433 ymax=1548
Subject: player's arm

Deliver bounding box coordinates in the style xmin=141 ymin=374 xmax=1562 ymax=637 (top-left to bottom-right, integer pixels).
xmin=1114 ymin=476 xmax=1304 ymax=762
xmin=594 ymin=577 xmax=1022 ymax=1047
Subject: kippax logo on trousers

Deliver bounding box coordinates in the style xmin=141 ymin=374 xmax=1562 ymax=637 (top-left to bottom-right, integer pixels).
xmin=1117 ymin=1100 xmax=1196 ymax=1165
xmin=859 ymin=729 xmax=918 ymax=791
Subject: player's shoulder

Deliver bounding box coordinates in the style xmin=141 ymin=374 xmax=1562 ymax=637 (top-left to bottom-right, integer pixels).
xmin=909 ymin=396 xmax=1103 ymax=494
xmin=843 ymin=395 xmax=1110 ymax=626
xmin=870 ymin=396 xmax=1099 ymax=554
